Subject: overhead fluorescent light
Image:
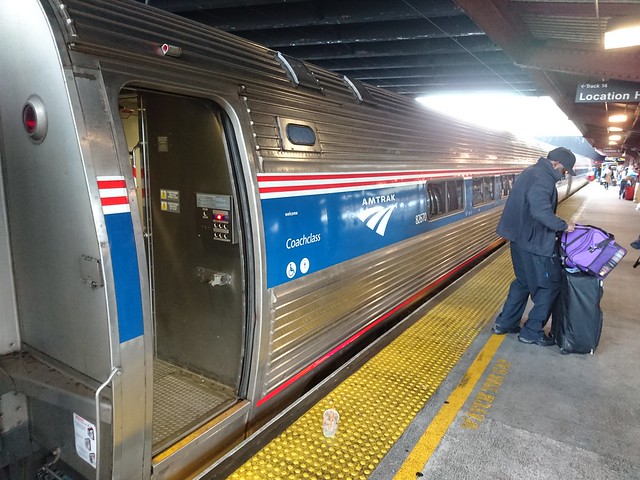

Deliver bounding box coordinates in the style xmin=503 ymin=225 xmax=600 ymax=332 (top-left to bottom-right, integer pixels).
xmin=609 ymin=114 xmax=628 ymax=123
xmin=604 ymin=17 xmax=640 ymax=49
xmin=609 ymin=141 xmax=618 ymax=145
xmin=608 ymin=126 xmax=623 ymax=132
xmin=609 ymin=134 xmax=622 ymax=141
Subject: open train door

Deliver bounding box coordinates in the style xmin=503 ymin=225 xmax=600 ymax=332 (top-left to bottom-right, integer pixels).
xmin=119 ymin=89 xmax=248 ymax=455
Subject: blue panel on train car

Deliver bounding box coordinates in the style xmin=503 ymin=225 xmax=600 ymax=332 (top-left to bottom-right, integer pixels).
xmin=98 ymin=176 xmax=144 ymax=342
xmin=259 ymin=172 xmax=456 ymax=288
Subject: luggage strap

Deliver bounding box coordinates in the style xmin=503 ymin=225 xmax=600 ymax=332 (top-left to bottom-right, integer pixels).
xmin=588 ymin=237 xmax=613 ymax=253
xmin=563 ymin=225 xmax=612 ymax=252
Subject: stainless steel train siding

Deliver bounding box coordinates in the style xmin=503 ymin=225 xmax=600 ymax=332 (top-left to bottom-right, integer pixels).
xmin=0 ymin=1 xmax=589 ymax=479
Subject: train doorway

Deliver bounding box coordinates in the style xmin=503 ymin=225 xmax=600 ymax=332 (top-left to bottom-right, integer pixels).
xmin=119 ymin=90 xmax=247 ymax=453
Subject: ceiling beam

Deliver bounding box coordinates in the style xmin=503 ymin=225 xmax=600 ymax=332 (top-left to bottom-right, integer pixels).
xmin=453 ymin=0 xmax=533 ymax=59
xmin=383 ymin=84 xmax=542 ymax=96
xmin=343 ymin=63 xmax=528 ymax=80
xmin=141 ymin=0 xmax=310 ymax=13
xmin=514 ymin=1 xmax=640 ymax=17
xmin=277 ymin=36 xmax=500 ymax=60
xmin=314 ymin=51 xmax=513 ymax=71
xmin=518 ymin=41 xmax=640 ymax=83
xmin=178 ymin=0 xmax=461 ymax=30
xmin=369 ymin=74 xmax=534 ymax=88
xmin=235 ymin=16 xmax=482 ymax=48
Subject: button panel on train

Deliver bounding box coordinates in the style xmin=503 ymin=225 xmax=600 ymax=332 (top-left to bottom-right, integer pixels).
xmin=196 ymin=193 xmax=235 ymax=243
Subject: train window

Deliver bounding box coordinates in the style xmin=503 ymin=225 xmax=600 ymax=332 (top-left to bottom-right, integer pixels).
xmin=342 ymin=75 xmax=376 ymax=104
xmin=277 ymin=117 xmax=321 ymax=152
xmin=427 ymin=179 xmax=464 ymax=219
xmin=500 ymin=174 xmax=516 ymax=197
xmin=275 ymin=52 xmax=321 ymax=91
xmin=286 ymin=124 xmax=316 ymax=146
xmin=472 ymin=176 xmax=496 ymax=206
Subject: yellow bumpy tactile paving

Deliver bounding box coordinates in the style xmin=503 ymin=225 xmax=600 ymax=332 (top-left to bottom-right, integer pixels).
xmin=230 ymin=196 xmax=582 ymax=480
xmin=230 ymin=251 xmax=513 ymax=480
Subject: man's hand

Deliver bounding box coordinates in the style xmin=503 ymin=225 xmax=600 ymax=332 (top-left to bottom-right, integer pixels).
xmin=566 ymin=221 xmax=576 ymax=233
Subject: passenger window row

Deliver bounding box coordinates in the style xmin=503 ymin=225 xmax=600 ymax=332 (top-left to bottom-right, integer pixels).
xmin=428 ymin=174 xmax=514 ymax=220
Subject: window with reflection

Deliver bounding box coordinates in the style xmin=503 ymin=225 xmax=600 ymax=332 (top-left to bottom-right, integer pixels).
xmin=472 ymin=177 xmax=496 ymax=206
xmin=427 ymin=179 xmax=464 ymax=218
xmin=500 ymin=174 xmax=516 ymax=198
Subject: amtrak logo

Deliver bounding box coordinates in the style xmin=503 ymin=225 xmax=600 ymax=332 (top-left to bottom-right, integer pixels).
xmin=357 ymin=204 xmax=397 ymax=236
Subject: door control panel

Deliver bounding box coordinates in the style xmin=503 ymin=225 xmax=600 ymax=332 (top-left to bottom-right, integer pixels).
xmin=196 ymin=193 xmax=236 ymax=243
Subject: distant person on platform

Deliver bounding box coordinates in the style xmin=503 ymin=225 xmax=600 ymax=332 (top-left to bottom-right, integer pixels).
xmin=602 ymin=169 xmax=612 ymax=190
xmin=619 ymin=175 xmax=633 ymax=199
xmin=492 ymin=147 xmax=577 ymax=346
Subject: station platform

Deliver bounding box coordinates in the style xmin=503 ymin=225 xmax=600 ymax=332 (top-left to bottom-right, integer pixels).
xmin=225 ymin=181 xmax=640 ymax=480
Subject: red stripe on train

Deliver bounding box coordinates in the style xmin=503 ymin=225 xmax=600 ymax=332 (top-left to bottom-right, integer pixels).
xmin=256 ymin=240 xmax=503 ymax=407
xmin=97 ymin=180 xmax=127 ymax=190
xmin=100 ymin=196 xmax=129 ymax=206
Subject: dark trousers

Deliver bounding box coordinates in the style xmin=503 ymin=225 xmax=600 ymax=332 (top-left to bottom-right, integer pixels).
xmin=619 ymin=181 xmax=627 ymax=198
xmin=496 ymin=242 xmax=562 ymax=340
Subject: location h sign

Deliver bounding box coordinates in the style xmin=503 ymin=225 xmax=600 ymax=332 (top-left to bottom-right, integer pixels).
xmin=576 ymin=81 xmax=640 ymax=103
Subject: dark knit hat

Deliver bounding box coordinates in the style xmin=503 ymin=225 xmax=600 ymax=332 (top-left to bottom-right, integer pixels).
xmin=547 ymin=147 xmax=576 ymax=176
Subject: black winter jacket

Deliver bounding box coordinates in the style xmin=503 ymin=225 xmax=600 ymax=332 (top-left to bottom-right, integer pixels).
xmin=496 ymin=157 xmax=568 ymax=257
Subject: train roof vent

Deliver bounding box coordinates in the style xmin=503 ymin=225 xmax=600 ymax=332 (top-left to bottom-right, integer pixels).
xmin=342 ymin=76 xmax=376 ymax=105
xmin=275 ymin=52 xmax=322 ymax=91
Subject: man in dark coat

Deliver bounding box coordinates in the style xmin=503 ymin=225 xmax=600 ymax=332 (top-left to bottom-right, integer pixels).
xmin=492 ymin=147 xmax=576 ymax=346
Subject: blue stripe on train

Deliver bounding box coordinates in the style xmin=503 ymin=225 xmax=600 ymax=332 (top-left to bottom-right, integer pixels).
xmin=104 ymin=212 xmax=144 ymax=342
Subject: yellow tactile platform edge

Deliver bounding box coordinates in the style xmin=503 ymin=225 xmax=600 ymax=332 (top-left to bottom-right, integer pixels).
xmin=229 ymin=194 xmax=583 ymax=480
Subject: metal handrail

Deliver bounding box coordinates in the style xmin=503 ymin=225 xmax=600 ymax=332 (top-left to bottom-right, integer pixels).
xmin=95 ymin=366 xmax=122 ymax=480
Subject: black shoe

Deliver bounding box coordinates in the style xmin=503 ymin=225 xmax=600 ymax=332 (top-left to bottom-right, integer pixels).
xmin=492 ymin=325 xmax=521 ymax=335
xmin=518 ymin=335 xmax=555 ymax=347
xmin=631 ymin=240 xmax=640 ymax=250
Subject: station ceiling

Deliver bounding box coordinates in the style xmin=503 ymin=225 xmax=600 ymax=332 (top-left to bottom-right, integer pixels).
xmin=140 ymin=0 xmax=640 ymax=160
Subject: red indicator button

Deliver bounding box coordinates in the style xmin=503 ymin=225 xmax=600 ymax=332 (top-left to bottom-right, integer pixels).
xmin=23 ymin=104 xmax=37 ymax=134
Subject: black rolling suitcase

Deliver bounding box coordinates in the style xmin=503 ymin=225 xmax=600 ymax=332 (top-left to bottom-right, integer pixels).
xmin=551 ymin=270 xmax=603 ymax=355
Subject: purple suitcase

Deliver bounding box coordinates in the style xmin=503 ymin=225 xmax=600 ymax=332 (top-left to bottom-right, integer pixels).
xmin=559 ymin=224 xmax=626 ymax=280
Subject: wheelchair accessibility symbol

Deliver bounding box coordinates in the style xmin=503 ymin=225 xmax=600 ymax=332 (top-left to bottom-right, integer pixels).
xmin=286 ymin=261 xmax=297 ymax=278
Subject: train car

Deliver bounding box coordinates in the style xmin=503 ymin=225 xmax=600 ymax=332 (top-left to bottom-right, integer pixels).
xmin=0 ymin=1 xmax=589 ymax=479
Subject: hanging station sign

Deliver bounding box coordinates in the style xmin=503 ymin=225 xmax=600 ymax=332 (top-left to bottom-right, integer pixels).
xmin=575 ymin=81 xmax=640 ymax=103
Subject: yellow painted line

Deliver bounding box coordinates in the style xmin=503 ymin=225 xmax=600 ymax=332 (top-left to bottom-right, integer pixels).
xmin=393 ymin=334 xmax=506 ymax=479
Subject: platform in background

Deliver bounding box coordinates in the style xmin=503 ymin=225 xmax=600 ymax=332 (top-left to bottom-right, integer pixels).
xmin=373 ymin=181 xmax=640 ymax=479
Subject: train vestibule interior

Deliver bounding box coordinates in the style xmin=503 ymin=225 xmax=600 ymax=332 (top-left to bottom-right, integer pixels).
xmin=119 ymin=89 xmax=246 ymax=453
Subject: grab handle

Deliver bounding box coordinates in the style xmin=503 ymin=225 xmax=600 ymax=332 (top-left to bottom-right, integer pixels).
xmin=95 ymin=367 xmax=122 ymax=480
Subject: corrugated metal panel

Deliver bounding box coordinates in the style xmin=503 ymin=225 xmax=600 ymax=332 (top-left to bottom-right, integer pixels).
xmin=521 ymin=13 xmax=606 ymax=44
xmin=245 ymin=85 xmax=544 ymax=173
xmin=62 ymin=0 xmax=295 ymax=94
xmin=263 ymin=211 xmax=502 ymax=392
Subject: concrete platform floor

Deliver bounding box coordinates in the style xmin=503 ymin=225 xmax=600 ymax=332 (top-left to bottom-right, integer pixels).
xmin=373 ymin=182 xmax=640 ymax=480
